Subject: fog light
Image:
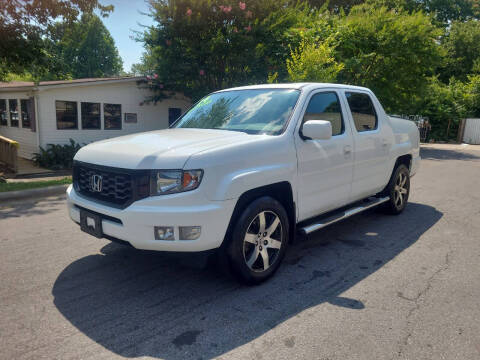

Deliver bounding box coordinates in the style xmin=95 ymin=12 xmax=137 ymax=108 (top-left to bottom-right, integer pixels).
xmin=154 ymin=226 xmax=175 ymax=241
xmin=179 ymin=226 xmax=201 ymax=240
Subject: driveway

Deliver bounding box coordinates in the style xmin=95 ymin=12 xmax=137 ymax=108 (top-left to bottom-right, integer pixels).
xmin=1 ymin=144 xmax=479 ymax=359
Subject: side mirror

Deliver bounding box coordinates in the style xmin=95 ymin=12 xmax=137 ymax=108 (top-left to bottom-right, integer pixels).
xmin=302 ymin=120 xmax=332 ymax=140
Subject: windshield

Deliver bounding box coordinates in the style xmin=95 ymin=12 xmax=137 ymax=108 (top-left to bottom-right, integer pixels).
xmin=173 ymin=89 xmax=300 ymax=135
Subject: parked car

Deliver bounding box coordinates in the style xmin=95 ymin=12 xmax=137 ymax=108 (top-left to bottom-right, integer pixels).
xmin=66 ymin=83 xmax=420 ymax=284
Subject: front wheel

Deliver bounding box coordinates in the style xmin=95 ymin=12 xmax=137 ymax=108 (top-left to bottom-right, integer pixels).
xmin=227 ymin=197 xmax=289 ymax=285
xmin=382 ymin=164 xmax=410 ymax=215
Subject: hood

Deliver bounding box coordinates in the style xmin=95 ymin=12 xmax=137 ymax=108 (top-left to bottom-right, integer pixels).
xmin=74 ymin=128 xmax=257 ymax=169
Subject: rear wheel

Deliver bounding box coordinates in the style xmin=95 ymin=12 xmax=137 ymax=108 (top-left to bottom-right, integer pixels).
xmin=382 ymin=164 xmax=410 ymax=214
xmin=227 ymin=196 xmax=289 ymax=285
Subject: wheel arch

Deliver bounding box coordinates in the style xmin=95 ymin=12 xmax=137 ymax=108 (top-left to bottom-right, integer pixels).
xmin=223 ymin=182 xmax=296 ymax=247
xmin=381 ymin=154 xmax=412 ymax=195
xmin=395 ymin=153 xmax=412 ymax=171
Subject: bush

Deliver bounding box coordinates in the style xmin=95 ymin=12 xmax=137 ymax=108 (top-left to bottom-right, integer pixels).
xmin=418 ymin=77 xmax=467 ymax=141
xmin=33 ymin=139 xmax=82 ymax=170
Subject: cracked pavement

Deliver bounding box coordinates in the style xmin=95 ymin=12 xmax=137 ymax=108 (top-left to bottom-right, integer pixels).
xmin=1 ymin=144 xmax=479 ymax=360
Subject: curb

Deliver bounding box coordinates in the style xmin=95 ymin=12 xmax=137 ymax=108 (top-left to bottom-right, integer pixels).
xmin=0 ymin=184 xmax=70 ymax=202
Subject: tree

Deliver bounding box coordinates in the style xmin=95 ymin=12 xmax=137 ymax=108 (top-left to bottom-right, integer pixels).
xmin=441 ymin=20 xmax=480 ymax=82
xmin=139 ymin=0 xmax=320 ymax=101
xmin=307 ymin=0 xmax=366 ymax=13
xmin=131 ymin=49 xmax=157 ymax=76
xmin=286 ymin=37 xmax=344 ymax=82
xmin=463 ymin=75 xmax=480 ymax=117
xmin=52 ymin=14 xmax=123 ymax=78
xmin=420 ymin=77 xmax=468 ymax=140
xmin=0 ymin=0 xmax=113 ymax=80
xmin=334 ymin=4 xmax=443 ymax=113
xmin=367 ymin=0 xmax=480 ymax=23
xmin=413 ymin=0 xmax=480 ymax=23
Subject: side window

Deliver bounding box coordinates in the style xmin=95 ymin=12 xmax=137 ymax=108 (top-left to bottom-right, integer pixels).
xmin=303 ymin=92 xmax=344 ymax=136
xmin=345 ymin=92 xmax=377 ymax=132
xmin=168 ymin=107 xmax=182 ymax=126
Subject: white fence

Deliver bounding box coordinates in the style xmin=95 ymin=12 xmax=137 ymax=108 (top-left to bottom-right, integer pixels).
xmin=462 ymin=119 xmax=480 ymax=145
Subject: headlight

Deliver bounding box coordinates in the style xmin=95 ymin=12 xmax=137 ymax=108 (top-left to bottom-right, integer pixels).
xmin=150 ymin=169 xmax=203 ymax=195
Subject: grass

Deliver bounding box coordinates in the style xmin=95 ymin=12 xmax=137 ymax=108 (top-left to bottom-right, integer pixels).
xmin=0 ymin=177 xmax=72 ymax=193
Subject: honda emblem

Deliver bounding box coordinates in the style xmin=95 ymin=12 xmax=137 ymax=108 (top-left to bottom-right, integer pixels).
xmin=90 ymin=174 xmax=103 ymax=192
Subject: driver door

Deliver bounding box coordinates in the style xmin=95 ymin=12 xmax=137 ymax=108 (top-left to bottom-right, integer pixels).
xmin=295 ymin=90 xmax=354 ymax=221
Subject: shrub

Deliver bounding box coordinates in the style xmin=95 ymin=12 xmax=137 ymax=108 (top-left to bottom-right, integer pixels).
xmin=33 ymin=139 xmax=82 ymax=170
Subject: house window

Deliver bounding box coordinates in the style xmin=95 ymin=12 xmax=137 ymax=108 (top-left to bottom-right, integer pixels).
xmin=56 ymin=100 xmax=78 ymax=129
xmin=0 ymin=99 xmax=7 ymax=126
xmin=81 ymin=102 xmax=101 ymax=129
xmin=168 ymin=108 xmax=182 ymax=126
xmin=20 ymin=99 xmax=30 ymax=128
xmin=9 ymin=99 xmax=18 ymax=127
xmin=104 ymin=103 xmax=121 ymax=130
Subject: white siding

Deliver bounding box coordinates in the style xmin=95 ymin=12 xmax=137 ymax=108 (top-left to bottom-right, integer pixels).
xmin=37 ymin=81 xmax=191 ymax=148
xmin=0 ymin=91 xmax=38 ymax=159
xmin=463 ymin=118 xmax=480 ymax=145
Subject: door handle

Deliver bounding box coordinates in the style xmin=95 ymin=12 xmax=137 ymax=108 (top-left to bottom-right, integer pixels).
xmin=382 ymin=139 xmax=389 ymax=147
xmin=344 ymin=145 xmax=352 ymax=154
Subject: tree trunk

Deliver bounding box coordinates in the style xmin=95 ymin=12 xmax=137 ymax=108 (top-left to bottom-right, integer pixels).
xmin=446 ymin=118 xmax=452 ymax=139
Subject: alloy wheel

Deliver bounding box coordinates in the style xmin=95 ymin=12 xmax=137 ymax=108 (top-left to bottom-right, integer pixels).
xmin=243 ymin=210 xmax=283 ymax=272
xmin=393 ymin=171 xmax=409 ymax=210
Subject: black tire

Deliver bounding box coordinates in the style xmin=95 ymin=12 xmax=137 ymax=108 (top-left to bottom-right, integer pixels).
xmin=226 ymin=196 xmax=289 ymax=285
xmin=381 ymin=164 xmax=410 ymax=215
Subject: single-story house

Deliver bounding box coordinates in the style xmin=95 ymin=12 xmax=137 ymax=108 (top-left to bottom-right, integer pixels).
xmin=0 ymin=77 xmax=191 ymax=159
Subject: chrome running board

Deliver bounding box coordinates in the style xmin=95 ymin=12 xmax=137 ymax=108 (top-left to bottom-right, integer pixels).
xmin=299 ymin=196 xmax=390 ymax=235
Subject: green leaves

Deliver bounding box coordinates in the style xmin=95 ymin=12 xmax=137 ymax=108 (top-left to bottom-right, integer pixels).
xmin=47 ymin=14 xmax=123 ymax=79
xmin=441 ymin=20 xmax=480 ymax=82
xmin=287 ymin=37 xmax=344 ymax=82
xmin=33 ymin=139 xmax=82 ymax=170
xmin=334 ymin=5 xmax=443 ymax=113
xmin=0 ymin=0 xmax=114 ymax=81
xmin=136 ymin=0 xmax=480 ymax=140
xmin=138 ymin=0 xmax=318 ymax=101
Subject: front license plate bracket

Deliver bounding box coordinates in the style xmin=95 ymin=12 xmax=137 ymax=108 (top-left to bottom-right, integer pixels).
xmin=80 ymin=210 xmax=103 ymax=238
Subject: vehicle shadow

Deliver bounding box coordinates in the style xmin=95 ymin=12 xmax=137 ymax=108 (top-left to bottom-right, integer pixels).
xmin=52 ymin=202 xmax=442 ymax=359
xmin=420 ymin=147 xmax=480 ymax=161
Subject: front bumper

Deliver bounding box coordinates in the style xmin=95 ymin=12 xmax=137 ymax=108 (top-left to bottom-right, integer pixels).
xmin=66 ymin=185 xmax=236 ymax=252
xmin=410 ymin=153 xmax=421 ymax=177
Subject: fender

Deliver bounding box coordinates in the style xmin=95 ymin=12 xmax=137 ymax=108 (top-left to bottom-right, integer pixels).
xmin=215 ymin=163 xmax=296 ymax=200
xmin=184 ymin=133 xmax=298 ymax=202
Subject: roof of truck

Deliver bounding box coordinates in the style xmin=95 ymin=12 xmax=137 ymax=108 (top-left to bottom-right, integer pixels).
xmin=216 ymin=83 xmax=371 ymax=92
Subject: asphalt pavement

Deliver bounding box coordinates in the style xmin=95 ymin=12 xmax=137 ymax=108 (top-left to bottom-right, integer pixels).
xmin=1 ymin=144 xmax=479 ymax=360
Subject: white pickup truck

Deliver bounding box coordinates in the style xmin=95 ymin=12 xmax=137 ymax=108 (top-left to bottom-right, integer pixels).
xmin=67 ymin=83 xmax=420 ymax=284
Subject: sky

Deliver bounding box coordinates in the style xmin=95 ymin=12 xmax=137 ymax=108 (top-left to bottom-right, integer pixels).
xmin=97 ymin=0 xmax=155 ymax=72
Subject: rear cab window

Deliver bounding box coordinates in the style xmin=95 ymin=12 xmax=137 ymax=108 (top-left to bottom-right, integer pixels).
xmin=345 ymin=92 xmax=378 ymax=132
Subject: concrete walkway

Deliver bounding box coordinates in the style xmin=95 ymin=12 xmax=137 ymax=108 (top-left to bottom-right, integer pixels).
xmin=16 ymin=157 xmax=52 ymax=176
